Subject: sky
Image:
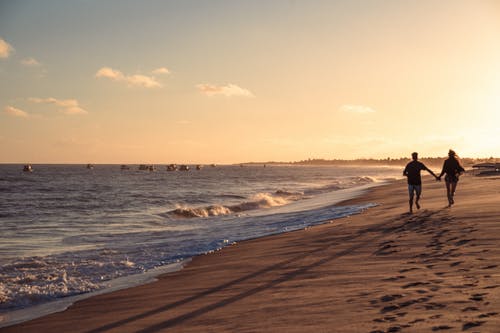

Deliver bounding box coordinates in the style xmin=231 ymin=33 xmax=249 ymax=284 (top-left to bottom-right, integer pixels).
xmin=1 ymin=0 xmax=500 ymax=164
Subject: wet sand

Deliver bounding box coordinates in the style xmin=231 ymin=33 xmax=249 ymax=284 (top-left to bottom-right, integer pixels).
xmin=3 ymin=174 xmax=500 ymax=332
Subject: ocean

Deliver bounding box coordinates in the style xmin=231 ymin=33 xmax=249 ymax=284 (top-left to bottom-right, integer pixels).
xmin=0 ymin=164 xmax=401 ymax=326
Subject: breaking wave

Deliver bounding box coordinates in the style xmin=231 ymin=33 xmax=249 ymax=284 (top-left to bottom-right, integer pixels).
xmin=170 ymin=190 xmax=304 ymax=218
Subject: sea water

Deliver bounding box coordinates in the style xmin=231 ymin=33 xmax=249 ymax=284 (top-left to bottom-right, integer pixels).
xmin=0 ymin=164 xmax=401 ymax=326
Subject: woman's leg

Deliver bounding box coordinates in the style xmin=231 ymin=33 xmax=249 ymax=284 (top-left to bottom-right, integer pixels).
xmin=449 ymin=182 xmax=458 ymax=204
xmin=445 ymin=180 xmax=453 ymax=206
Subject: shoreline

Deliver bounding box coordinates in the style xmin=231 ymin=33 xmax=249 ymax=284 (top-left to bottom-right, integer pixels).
xmin=3 ymin=174 xmax=500 ymax=332
xmin=0 ymin=180 xmax=386 ymax=328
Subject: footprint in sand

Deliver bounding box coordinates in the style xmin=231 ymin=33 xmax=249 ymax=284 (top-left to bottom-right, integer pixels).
xmin=454 ymin=239 xmax=473 ymax=246
xmin=383 ymin=275 xmax=406 ymax=282
xmin=481 ymin=264 xmax=498 ymax=270
xmin=380 ymin=294 xmax=404 ymax=302
xmin=461 ymin=306 xmax=479 ymax=312
xmin=469 ymin=293 xmax=487 ymax=302
xmin=401 ymin=281 xmax=429 ymax=289
xmin=462 ymin=321 xmax=485 ymax=330
xmin=450 ymin=261 xmax=463 ymax=267
xmin=424 ymin=302 xmax=446 ymax=310
xmin=399 ymin=267 xmax=419 ymax=273
xmin=374 ymin=244 xmax=398 ymax=256
xmin=397 ymin=297 xmax=430 ymax=309
xmin=483 ymin=285 xmax=499 ymax=289
xmin=478 ymin=312 xmax=498 ymax=318
xmin=381 ymin=305 xmax=400 ymax=313
xmin=431 ymin=325 xmax=453 ymax=331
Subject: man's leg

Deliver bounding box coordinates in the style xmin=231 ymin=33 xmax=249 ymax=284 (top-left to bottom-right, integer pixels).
xmin=415 ymin=185 xmax=422 ymax=209
xmin=408 ymin=185 xmax=415 ymax=213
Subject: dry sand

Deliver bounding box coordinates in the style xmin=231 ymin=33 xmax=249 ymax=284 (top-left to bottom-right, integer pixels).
xmin=2 ymin=174 xmax=500 ymax=332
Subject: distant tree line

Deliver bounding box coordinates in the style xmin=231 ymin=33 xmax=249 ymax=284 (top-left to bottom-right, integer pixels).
xmin=248 ymin=157 xmax=498 ymax=168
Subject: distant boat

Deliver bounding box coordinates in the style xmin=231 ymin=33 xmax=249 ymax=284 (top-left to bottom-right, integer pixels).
xmin=179 ymin=165 xmax=190 ymax=171
xmin=196 ymin=165 xmax=202 ymax=170
xmin=139 ymin=164 xmax=148 ymax=170
xmin=210 ymin=164 xmax=216 ymax=168
xmin=148 ymin=165 xmax=156 ymax=172
xmin=120 ymin=165 xmax=130 ymax=170
xmin=23 ymin=164 xmax=33 ymax=172
xmin=472 ymin=162 xmax=500 ymax=176
xmin=166 ymin=164 xmax=177 ymax=171
xmin=86 ymin=164 xmax=94 ymax=170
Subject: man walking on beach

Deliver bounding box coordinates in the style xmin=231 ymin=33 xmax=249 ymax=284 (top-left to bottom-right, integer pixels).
xmin=403 ymin=152 xmax=439 ymax=213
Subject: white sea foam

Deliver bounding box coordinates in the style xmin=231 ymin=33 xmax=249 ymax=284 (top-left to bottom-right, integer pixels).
xmin=172 ymin=204 xmax=232 ymax=218
xmin=0 ymin=260 xmax=188 ymax=328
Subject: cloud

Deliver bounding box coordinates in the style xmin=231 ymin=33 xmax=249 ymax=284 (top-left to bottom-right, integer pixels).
xmin=340 ymin=104 xmax=376 ymax=114
xmin=96 ymin=66 xmax=162 ymax=88
xmin=0 ymin=38 xmax=14 ymax=59
xmin=4 ymin=105 xmax=29 ymax=118
xmin=95 ymin=67 xmax=124 ymax=80
xmin=152 ymin=67 xmax=170 ymax=75
xmin=126 ymin=74 xmax=162 ymax=88
xmin=21 ymin=57 xmax=41 ymax=66
xmin=197 ymin=83 xmax=254 ymax=97
xmin=29 ymin=97 xmax=88 ymax=115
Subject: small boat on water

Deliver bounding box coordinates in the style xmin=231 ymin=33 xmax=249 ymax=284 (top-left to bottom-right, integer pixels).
xmin=196 ymin=165 xmax=202 ymax=170
xmin=148 ymin=165 xmax=156 ymax=172
xmin=166 ymin=164 xmax=177 ymax=171
xmin=23 ymin=164 xmax=33 ymax=172
xmin=210 ymin=164 xmax=216 ymax=168
xmin=139 ymin=164 xmax=149 ymax=170
xmin=120 ymin=165 xmax=130 ymax=170
xmin=179 ymin=165 xmax=190 ymax=171
xmin=86 ymin=164 xmax=94 ymax=170
xmin=472 ymin=162 xmax=500 ymax=176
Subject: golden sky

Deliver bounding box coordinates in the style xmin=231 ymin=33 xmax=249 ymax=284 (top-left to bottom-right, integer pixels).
xmin=1 ymin=1 xmax=500 ymax=163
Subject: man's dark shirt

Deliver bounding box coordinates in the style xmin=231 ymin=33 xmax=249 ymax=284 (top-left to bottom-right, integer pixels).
xmin=403 ymin=160 xmax=428 ymax=185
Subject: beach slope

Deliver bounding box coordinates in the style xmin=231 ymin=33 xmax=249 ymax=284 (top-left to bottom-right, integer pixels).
xmin=3 ymin=175 xmax=500 ymax=332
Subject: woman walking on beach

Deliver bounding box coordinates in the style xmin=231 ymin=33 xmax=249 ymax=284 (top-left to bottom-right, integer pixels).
xmin=437 ymin=149 xmax=465 ymax=207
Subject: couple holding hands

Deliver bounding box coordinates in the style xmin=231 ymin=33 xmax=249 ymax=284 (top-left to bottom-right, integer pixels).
xmin=403 ymin=149 xmax=465 ymax=213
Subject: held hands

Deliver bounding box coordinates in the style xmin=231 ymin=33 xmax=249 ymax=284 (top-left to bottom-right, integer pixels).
xmin=435 ymin=176 xmax=441 ymax=182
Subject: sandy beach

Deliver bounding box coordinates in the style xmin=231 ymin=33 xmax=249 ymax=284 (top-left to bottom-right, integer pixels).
xmin=2 ymin=173 xmax=500 ymax=333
